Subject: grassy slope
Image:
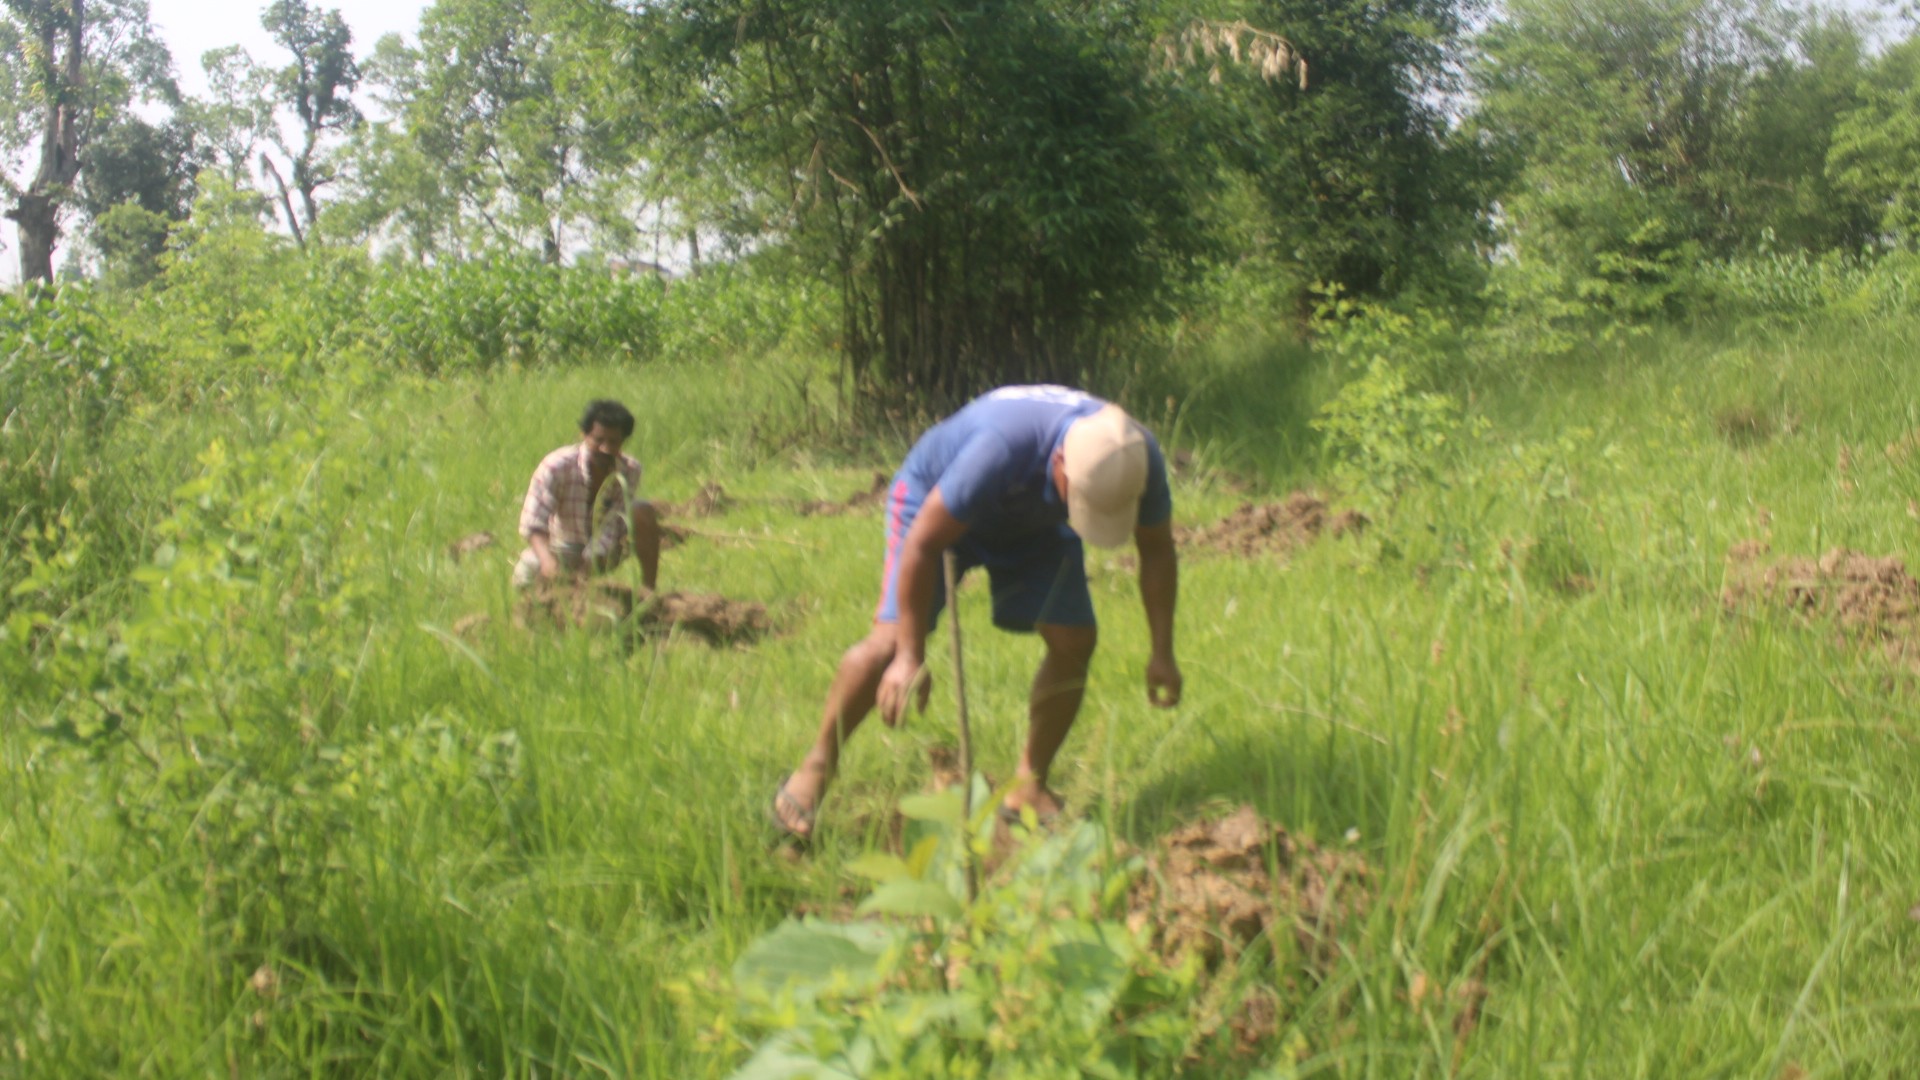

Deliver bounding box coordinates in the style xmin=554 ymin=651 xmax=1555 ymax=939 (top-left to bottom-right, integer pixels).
xmin=4 ymin=317 xmax=1919 ymax=1077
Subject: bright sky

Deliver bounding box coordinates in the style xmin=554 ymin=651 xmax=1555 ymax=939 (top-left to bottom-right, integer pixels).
xmin=148 ymin=0 xmax=432 ymax=97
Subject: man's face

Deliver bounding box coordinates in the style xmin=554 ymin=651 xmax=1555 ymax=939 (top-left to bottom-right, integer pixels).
xmin=582 ymin=423 xmax=625 ymax=472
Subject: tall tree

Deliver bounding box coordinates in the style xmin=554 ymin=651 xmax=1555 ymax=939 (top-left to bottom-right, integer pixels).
xmin=179 ymin=45 xmax=275 ymax=183
xmin=1475 ymin=0 xmax=1873 ymax=311
xmin=259 ymin=0 xmax=361 ymax=243
xmin=1828 ymin=34 xmax=1920 ymax=246
xmin=352 ymin=0 xmax=634 ymax=263
xmin=0 ymin=0 xmax=174 ymax=282
xmin=604 ymin=0 xmax=1202 ymax=398
xmin=77 ymin=112 xmax=202 ymax=285
xmin=1162 ymin=0 xmax=1500 ymax=313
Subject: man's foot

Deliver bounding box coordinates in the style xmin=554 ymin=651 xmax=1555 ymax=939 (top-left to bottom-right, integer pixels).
xmin=770 ymin=770 xmax=827 ymax=843
xmin=999 ymin=780 xmax=1065 ymax=827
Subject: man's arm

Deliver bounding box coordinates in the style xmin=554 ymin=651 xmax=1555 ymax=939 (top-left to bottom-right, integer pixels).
xmin=1135 ymin=520 xmax=1181 ymax=707
xmin=527 ymin=530 xmax=561 ymax=580
xmin=876 ymin=489 xmax=969 ymax=726
xmin=520 ymin=460 xmax=561 ymax=580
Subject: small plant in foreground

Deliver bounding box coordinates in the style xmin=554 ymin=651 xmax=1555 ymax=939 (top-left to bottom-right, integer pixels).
xmin=690 ymin=786 xmax=1317 ymax=1079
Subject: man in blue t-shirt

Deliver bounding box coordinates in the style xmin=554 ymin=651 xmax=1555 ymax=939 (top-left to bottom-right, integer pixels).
xmin=773 ymin=385 xmax=1183 ymax=842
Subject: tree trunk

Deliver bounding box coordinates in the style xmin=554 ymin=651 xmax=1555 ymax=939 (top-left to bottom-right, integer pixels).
xmin=6 ymin=0 xmax=86 ymax=284
xmin=260 ymin=154 xmax=307 ymax=248
xmin=10 ymin=193 xmax=59 ymax=284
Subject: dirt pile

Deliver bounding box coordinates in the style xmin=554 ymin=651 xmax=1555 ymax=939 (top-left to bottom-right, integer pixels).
xmin=1126 ymin=805 xmax=1372 ymax=970
xmin=446 ymin=531 xmax=495 ymax=561
xmin=797 ymin=471 xmax=891 ymax=517
xmin=1723 ymin=543 xmax=1920 ymax=664
xmin=1179 ymin=493 xmax=1369 ymax=558
xmin=516 ymin=581 xmax=771 ymax=646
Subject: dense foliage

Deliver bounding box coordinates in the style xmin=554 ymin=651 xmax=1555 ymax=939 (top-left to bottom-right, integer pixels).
xmin=4 ymin=0 xmax=1913 ymax=390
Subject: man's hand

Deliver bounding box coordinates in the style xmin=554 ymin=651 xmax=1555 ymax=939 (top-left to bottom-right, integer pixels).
xmin=1134 ymin=521 xmax=1180 ymax=708
xmin=538 ymin=551 xmax=561 ymax=580
xmin=876 ymin=653 xmax=931 ymax=728
xmin=1146 ymin=652 xmax=1182 ymax=708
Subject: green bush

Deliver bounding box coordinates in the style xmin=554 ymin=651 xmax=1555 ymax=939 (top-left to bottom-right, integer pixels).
xmin=1697 ymin=250 xmax=1920 ymax=320
xmin=705 ymin=787 xmax=1284 ymax=1079
xmin=1309 ymin=298 xmax=1471 ymax=506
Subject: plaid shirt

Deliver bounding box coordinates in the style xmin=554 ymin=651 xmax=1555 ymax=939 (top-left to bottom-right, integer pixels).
xmin=518 ymin=443 xmax=643 ymax=551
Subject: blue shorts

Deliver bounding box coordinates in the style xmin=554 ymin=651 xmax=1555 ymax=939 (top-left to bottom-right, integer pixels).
xmin=874 ymin=474 xmax=1096 ymax=632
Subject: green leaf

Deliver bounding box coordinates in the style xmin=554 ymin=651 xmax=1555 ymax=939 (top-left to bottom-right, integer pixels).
xmin=856 ymin=880 xmax=964 ymax=920
xmin=903 ymin=834 xmax=940 ymax=879
xmin=729 ymin=1030 xmax=872 ymax=1080
xmin=897 ymin=789 xmax=962 ymax=824
xmin=1050 ymin=939 xmax=1132 ymax=1027
xmin=731 ymin=919 xmax=900 ymax=1001
xmin=880 ymin=992 xmax=987 ymax=1041
xmin=844 ymin=852 xmax=913 ymax=883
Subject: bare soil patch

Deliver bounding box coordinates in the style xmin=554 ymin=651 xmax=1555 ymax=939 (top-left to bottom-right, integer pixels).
xmin=446 ymin=531 xmax=495 ymax=561
xmin=1723 ymin=543 xmax=1920 ymax=665
xmin=1714 ymin=405 xmax=1775 ymax=447
xmin=1126 ymin=805 xmax=1372 ymax=971
xmin=515 ymin=581 xmax=772 ymax=646
xmin=846 ymin=777 xmax=1373 ymax=975
xmin=1178 ymin=492 xmax=1369 ymax=558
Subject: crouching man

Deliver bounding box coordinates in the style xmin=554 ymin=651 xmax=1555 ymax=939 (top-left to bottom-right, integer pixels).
xmin=772 ymin=384 xmax=1182 ymax=842
xmin=514 ymin=399 xmax=661 ymax=591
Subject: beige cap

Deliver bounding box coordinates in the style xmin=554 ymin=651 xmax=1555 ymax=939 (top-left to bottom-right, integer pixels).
xmin=1061 ymin=404 xmax=1148 ymax=548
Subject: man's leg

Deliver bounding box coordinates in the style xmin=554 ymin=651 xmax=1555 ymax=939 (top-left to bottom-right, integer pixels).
xmin=775 ymin=623 xmax=896 ymax=835
xmin=1009 ymin=622 xmax=1096 ymax=818
xmin=776 ymin=474 xmax=930 ymax=838
xmin=630 ymin=501 xmax=661 ymax=591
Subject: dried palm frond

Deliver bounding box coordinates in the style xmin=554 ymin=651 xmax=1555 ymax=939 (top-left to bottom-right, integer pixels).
xmin=1158 ymin=19 xmax=1308 ymax=91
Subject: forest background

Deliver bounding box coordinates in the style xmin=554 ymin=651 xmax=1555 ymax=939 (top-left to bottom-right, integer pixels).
xmin=8 ymin=0 xmax=1920 ymax=1076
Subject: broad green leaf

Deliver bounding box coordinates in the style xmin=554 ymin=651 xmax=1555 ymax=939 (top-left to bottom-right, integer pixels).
xmin=731 ymin=919 xmax=900 ymax=1001
xmin=729 ymin=1030 xmax=873 ymax=1080
xmin=844 ymin=852 xmax=912 ymax=883
xmin=856 ymin=880 xmax=964 ymax=920
xmin=897 ymin=789 xmax=962 ymax=824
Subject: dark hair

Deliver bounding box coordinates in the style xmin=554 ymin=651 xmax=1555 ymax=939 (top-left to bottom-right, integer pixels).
xmin=579 ymin=399 xmax=635 ymax=438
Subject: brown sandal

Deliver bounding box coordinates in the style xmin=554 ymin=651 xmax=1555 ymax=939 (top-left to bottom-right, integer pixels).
xmin=769 ymin=775 xmax=819 ymax=848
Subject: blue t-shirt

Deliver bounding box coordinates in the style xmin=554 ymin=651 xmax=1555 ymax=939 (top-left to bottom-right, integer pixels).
xmin=902 ymin=385 xmax=1172 ymax=546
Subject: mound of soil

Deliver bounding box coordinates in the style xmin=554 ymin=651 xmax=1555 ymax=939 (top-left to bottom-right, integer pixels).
xmin=845 ymin=787 xmax=1372 ymax=973
xmin=1723 ymin=543 xmax=1920 ymax=663
xmin=643 ymin=590 xmax=773 ymax=645
xmin=1126 ymin=806 xmax=1372 ymax=970
xmin=658 ymin=482 xmax=733 ymax=519
xmin=516 ymin=581 xmax=771 ymax=646
xmin=1179 ymin=493 xmax=1369 ymax=558
xmin=797 ymin=471 xmax=891 ymax=517
xmin=446 ymin=531 xmax=496 ymax=561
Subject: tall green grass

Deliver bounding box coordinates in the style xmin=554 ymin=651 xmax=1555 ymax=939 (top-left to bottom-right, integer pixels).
xmin=5 ymin=308 xmax=1920 ymax=1076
